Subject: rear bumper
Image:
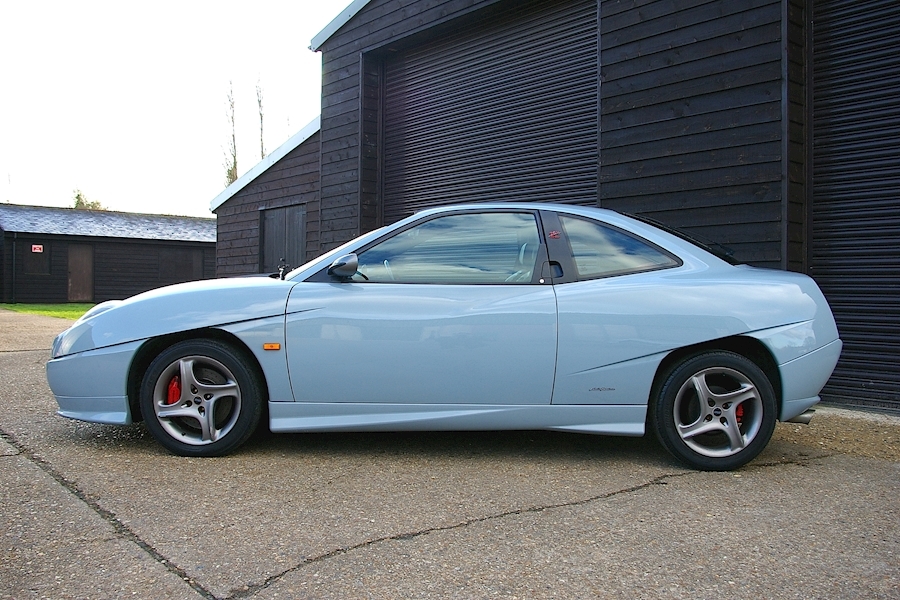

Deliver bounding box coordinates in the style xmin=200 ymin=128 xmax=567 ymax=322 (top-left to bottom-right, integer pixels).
xmin=777 ymin=339 xmax=842 ymax=422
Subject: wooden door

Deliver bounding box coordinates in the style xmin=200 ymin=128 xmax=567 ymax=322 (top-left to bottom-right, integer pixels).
xmin=68 ymin=244 xmax=93 ymax=302
xmin=261 ymin=205 xmax=305 ymax=273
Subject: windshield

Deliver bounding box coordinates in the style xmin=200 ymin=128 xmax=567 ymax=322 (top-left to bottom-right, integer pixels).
xmin=283 ymin=225 xmax=391 ymax=281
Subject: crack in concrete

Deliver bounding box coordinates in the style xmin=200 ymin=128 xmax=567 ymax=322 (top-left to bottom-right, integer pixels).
xmin=225 ymin=453 xmax=833 ymax=599
xmin=224 ymin=470 xmax=690 ymax=599
xmin=1 ymin=422 xmax=831 ymax=600
xmin=0 ymin=427 xmax=217 ymax=600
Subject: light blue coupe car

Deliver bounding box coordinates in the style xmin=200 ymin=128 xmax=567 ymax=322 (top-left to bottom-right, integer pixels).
xmin=47 ymin=204 xmax=842 ymax=470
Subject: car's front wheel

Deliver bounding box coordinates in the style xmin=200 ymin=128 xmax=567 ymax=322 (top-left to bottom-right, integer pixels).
xmin=139 ymin=339 xmax=263 ymax=457
xmin=649 ymin=351 xmax=777 ymax=471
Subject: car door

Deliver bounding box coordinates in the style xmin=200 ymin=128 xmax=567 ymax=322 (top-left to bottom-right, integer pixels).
xmin=285 ymin=210 xmax=558 ymax=405
xmin=544 ymin=211 xmax=690 ymax=406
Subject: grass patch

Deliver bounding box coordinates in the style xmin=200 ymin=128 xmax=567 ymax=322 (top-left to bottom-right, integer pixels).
xmin=0 ymin=303 xmax=95 ymax=320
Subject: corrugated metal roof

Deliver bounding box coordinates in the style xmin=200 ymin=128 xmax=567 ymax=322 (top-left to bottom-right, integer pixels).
xmin=0 ymin=204 xmax=216 ymax=242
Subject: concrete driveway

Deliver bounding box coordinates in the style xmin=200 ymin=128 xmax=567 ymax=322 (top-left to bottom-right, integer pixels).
xmin=1 ymin=308 xmax=898 ymax=599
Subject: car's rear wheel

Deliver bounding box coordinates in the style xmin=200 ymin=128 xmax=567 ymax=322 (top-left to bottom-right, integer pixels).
xmin=650 ymin=351 xmax=777 ymax=471
xmin=139 ymin=339 xmax=263 ymax=457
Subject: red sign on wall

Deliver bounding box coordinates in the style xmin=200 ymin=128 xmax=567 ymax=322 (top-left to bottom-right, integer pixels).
xmin=32 ymin=244 xmax=44 ymax=253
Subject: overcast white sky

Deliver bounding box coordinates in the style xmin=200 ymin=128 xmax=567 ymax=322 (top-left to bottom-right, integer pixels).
xmin=0 ymin=1 xmax=349 ymax=218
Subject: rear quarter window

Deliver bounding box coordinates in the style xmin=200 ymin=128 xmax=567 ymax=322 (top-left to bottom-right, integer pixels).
xmin=559 ymin=215 xmax=681 ymax=280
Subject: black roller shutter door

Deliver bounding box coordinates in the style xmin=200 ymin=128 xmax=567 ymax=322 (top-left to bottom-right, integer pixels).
xmin=381 ymin=0 xmax=598 ymax=224
xmin=812 ymin=0 xmax=900 ymax=410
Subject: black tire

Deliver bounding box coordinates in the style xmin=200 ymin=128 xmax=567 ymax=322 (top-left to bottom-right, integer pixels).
xmin=649 ymin=351 xmax=777 ymax=471
xmin=139 ymin=339 xmax=264 ymax=457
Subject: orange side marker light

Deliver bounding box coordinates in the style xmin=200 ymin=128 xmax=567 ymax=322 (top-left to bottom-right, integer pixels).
xmin=263 ymin=343 xmax=281 ymax=351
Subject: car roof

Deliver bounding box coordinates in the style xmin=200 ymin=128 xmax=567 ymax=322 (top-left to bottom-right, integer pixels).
xmin=412 ymin=202 xmax=616 ymax=217
xmin=409 ymin=203 xmax=673 ymax=246
xmin=287 ymin=202 xmax=728 ymax=281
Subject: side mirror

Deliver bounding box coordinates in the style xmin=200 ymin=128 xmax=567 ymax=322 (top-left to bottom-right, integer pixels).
xmin=327 ymin=253 xmax=359 ymax=279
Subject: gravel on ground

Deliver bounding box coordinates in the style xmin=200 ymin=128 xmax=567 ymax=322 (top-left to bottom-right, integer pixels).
xmin=772 ymin=405 xmax=900 ymax=462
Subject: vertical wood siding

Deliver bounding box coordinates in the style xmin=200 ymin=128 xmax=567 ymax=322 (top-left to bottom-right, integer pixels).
xmin=599 ymin=0 xmax=786 ymax=267
xmin=214 ymin=131 xmax=320 ymax=276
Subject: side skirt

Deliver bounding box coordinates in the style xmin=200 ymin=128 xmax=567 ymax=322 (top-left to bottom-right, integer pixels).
xmin=268 ymin=403 xmax=647 ymax=436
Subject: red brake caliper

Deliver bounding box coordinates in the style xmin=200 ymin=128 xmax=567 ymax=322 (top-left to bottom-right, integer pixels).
xmin=166 ymin=375 xmax=181 ymax=405
xmin=735 ymin=402 xmax=745 ymax=425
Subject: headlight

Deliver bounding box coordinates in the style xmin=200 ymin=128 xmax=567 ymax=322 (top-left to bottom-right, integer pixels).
xmin=51 ymin=301 xmax=122 ymax=358
xmin=51 ymin=332 xmax=64 ymax=359
xmin=51 ymin=323 xmax=90 ymax=359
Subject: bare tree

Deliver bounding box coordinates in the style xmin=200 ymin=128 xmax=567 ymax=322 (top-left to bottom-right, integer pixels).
xmin=257 ymin=80 xmax=265 ymax=159
xmin=224 ymin=81 xmax=238 ymax=186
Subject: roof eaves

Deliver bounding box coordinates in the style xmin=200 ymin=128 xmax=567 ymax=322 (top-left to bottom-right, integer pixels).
xmin=0 ymin=204 xmax=216 ymax=242
xmin=209 ymin=115 xmax=321 ymax=213
xmin=310 ymin=0 xmax=374 ymax=51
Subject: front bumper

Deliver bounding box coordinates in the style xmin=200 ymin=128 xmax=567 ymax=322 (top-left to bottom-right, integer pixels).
xmin=46 ymin=340 xmax=143 ymax=425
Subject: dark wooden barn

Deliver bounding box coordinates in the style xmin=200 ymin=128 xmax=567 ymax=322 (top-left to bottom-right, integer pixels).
xmin=213 ymin=0 xmax=900 ymax=411
xmin=211 ymin=118 xmax=321 ymax=276
xmin=0 ymin=204 xmax=216 ymax=304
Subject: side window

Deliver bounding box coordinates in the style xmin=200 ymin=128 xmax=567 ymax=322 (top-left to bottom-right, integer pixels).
xmin=559 ymin=215 xmax=679 ymax=280
xmin=354 ymin=212 xmax=541 ymax=284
